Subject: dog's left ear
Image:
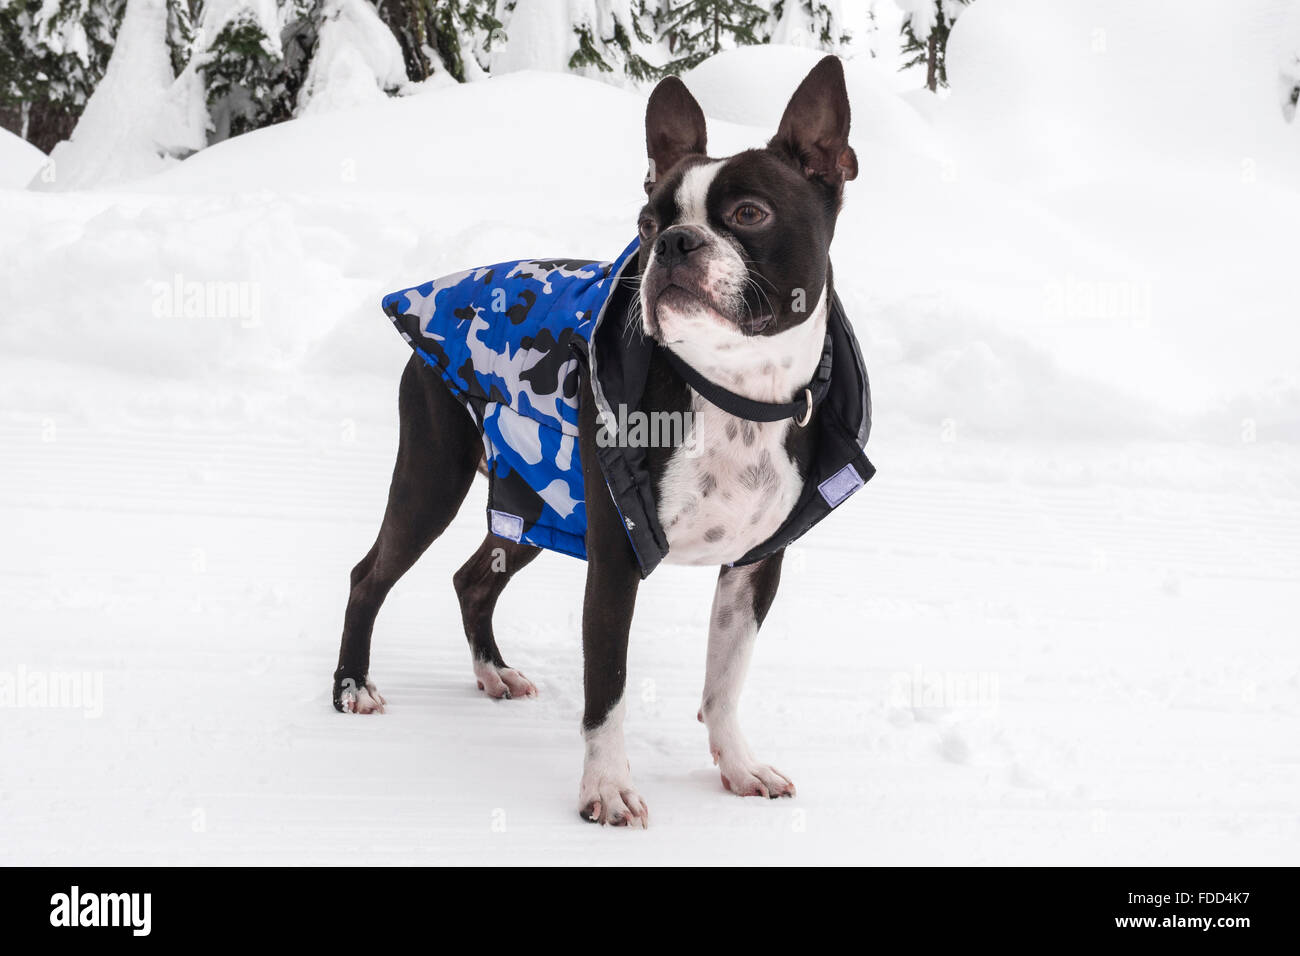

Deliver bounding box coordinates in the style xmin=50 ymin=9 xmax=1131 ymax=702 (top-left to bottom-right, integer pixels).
xmin=770 ymin=56 xmax=858 ymax=186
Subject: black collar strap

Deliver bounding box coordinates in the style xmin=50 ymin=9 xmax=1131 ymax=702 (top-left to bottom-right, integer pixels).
xmin=658 ymin=332 xmax=834 ymax=426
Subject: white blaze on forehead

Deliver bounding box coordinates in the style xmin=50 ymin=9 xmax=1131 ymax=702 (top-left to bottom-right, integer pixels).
xmin=674 ymin=160 xmax=725 ymax=225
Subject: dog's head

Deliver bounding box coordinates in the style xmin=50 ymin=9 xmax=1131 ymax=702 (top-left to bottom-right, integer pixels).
xmin=637 ymin=57 xmax=857 ymax=369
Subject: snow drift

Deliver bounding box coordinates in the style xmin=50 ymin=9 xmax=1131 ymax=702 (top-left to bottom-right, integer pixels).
xmin=0 ymin=128 xmax=45 ymax=188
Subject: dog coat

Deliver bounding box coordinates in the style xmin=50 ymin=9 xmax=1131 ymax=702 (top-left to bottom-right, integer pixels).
xmin=381 ymin=238 xmax=875 ymax=576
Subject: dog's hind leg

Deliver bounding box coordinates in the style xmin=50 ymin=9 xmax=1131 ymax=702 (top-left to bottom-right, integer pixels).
xmin=453 ymin=535 xmax=542 ymax=699
xmin=333 ymin=355 xmax=481 ymax=713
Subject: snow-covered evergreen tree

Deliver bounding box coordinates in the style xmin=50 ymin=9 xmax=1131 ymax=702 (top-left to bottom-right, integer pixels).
xmin=898 ymin=0 xmax=969 ymax=92
xmin=769 ymin=0 xmax=848 ymax=51
xmin=296 ymin=0 xmax=408 ymax=113
xmin=568 ymin=0 xmax=658 ymax=81
xmin=0 ymin=0 xmax=125 ymax=148
xmin=198 ymin=0 xmax=308 ymax=139
xmin=372 ymin=0 xmax=502 ymax=83
xmin=491 ymin=0 xmax=658 ymax=84
xmin=31 ymin=0 xmax=180 ymax=188
xmin=6 ymin=0 xmax=981 ymax=163
xmin=163 ymin=0 xmax=403 ymax=145
xmin=163 ymin=0 xmax=195 ymax=73
xmin=856 ymin=0 xmax=879 ymax=57
xmin=659 ymin=0 xmax=768 ymax=73
xmin=855 ymin=0 xmax=906 ymax=68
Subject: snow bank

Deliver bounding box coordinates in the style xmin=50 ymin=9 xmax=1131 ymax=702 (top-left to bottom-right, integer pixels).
xmin=684 ymin=45 xmax=941 ymax=158
xmin=931 ymin=0 xmax=1300 ymax=419
xmin=0 ymin=65 xmax=1165 ymax=444
xmin=139 ymin=69 xmax=650 ymax=209
xmin=0 ymin=129 xmax=46 ymax=189
xmin=6 ymin=15 xmax=1298 ymax=438
xmin=943 ymin=0 xmax=1300 ymax=187
xmin=0 ymin=74 xmax=664 ymax=398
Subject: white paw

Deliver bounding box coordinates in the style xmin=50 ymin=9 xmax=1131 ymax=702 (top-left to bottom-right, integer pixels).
xmin=578 ymin=774 xmax=649 ymax=828
xmin=714 ymin=749 xmax=796 ymax=798
xmin=339 ymin=679 xmax=386 ymax=714
xmin=473 ymin=661 xmax=538 ymax=699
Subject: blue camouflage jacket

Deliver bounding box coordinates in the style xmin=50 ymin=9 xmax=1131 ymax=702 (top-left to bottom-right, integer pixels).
xmin=381 ymin=238 xmax=874 ymax=577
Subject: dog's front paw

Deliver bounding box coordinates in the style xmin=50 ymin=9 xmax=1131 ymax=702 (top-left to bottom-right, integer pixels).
xmin=334 ymin=677 xmax=386 ymax=714
xmin=715 ymin=752 xmax=796 ymax=799
xmin=578 ymin=775 xmax=649 ymax=828
xmin=473 ymin=661 xmax=538 ymax=700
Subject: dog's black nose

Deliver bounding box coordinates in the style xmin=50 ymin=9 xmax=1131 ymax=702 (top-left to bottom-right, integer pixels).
xmin=653 ymin=226 xmax=706 ymax=270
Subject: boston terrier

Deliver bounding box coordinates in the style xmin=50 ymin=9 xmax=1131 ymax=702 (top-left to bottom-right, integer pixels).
xmin=333 ymin=56 xmax=868 ymax=828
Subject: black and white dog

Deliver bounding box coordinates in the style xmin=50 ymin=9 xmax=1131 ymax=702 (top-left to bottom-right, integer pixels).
xmin=334 ymin=57 xmax=862 ymax=827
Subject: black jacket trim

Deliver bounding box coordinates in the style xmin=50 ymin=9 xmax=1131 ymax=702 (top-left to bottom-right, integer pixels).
xmin=580 ymin=270 xmax=874 ymax=578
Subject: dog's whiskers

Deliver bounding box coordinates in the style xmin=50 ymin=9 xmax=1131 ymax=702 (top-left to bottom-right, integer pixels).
xmin=739 ymin=274 xmax=778 ymax=335
xmin=736 ymin=257 xmax=779 ymax=293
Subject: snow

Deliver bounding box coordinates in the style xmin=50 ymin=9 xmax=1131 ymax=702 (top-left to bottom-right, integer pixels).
xmin=2 ymin=3 xmax=1298 ymax=864
xmin=770 ymin=0 xmax=826 ymax=48
xmin=33 ymin=0 xmax=91 ymax=63
xmin=933 ymin=0 xmax=1300 ymax=422
xmin=492 ymin=0 xmax=596 ymax=77
xmin=33 ymin=0 xmax=420 ymax=191
xmin=684 ymin=45 xmax=942 ymax=158
xmin=943 ymin=0 xmax=1300 ymax=186
xmin=296 ymin=0 xmax=409 ymax=115
xmin=894 ymin=0 xmax=940 ymax=40
xmin=0 ymin=129 xmax=46 ymax=188
xmin=848 ymin=0 xmax=913 ymax=81
xmin=30 ymin=0 xmax=180 ymax=191
xmin=492 ymin=0 xmax=660 ymax=82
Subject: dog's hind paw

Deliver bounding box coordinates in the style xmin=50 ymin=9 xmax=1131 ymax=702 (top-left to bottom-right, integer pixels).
xmin=335 ymin=678 xmax=386 ymax=714
xmin=473 ymin=661 xmax=538 ymax=700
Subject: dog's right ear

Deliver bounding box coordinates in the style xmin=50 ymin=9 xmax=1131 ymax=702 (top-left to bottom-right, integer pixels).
xmin=644 ymin=76 xmax=707 ymax=194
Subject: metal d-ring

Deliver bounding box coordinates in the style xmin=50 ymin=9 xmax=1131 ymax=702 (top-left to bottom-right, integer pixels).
xmin=794 ymin=387 xmax=814 ymax=427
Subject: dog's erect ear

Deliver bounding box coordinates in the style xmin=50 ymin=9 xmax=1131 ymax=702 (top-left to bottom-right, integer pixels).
xmin=770 ymin=55 xmax=858 ymax=186
xmin=645 ymin=76 xmax=707 ymax=194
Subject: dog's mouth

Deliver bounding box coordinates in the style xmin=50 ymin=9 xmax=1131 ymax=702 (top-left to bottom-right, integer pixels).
xmin=655 ymin=283 xmax=705 ymax=315
xmin=645 ymin=280 xmax=773 ymax=340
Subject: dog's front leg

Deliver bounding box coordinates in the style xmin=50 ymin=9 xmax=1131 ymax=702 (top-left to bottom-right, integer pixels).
xmin=575 ymin=364 xmax=647 ymax=826
xmin=577 ymin=546 xmax=646 ymax=826
xmin=701 ymin=552 xmax=796 ymax=798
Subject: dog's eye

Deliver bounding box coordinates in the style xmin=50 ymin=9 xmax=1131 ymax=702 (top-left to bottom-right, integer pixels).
xmin=638 ymin=217 xmax=657 ymax=241
xmin=732 ymin=203 xmax=768 ymax=227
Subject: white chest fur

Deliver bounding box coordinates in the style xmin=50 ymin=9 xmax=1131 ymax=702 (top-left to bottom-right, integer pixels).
xmin=658 ymin=400 xmax=804 ymax=566
xmin=656 ymin=292 xmax=829 ymax=567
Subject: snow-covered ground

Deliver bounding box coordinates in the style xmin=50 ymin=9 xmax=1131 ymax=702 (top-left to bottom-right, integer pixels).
xmin=0 ymin=129 xmax=45 ymax=189
xmin=2 ymin=1 xmax=1298 ymax=865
